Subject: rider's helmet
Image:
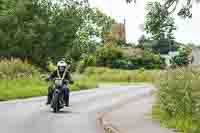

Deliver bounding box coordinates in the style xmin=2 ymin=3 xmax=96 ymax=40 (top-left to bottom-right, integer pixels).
xmin=57 ymin=60 xmax=67 ymax=73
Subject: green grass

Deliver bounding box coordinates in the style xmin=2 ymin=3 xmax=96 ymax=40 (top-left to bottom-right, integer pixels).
xmin=0 ymin=59 xmax=97 ymax=101
xmin=0 ymin=66 xmax=161 ymax=101
xmin=152 ymin=104 xmax=200 ymax=133
xmin=0 ymin=76 xmax=98 ymax=101
xmin=3 ymin=62 xmax=200 ymax=133
xmin=1 ymin=64 xmax=200 ymax=132
xmin=151 ymin=67 xmax=200 ymax=133
xmin=0 ymin=77 xmax=48 ymax=101
xmin=70 ymin=77 xmax=98 ymax=91
xmin=83 ymin=67 xmax=161 ymax=83
xmin=0 ymin=74 xmax=100 ymax=101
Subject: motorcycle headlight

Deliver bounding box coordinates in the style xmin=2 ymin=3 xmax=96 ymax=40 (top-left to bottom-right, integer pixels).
xmin=55 ymin=79 xmax=63 ymax=87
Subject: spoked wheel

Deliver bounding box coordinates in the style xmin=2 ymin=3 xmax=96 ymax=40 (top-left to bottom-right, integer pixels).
xmin=51 ymin=92 xmax=60 ymax=113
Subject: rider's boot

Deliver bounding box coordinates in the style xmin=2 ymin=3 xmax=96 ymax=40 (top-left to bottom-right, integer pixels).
xmin=64 ymin=94 xmax=69 ymax=107
xmin=46 ymin=95 xmax=51 ymax=105
xmin=46 ymin=88 xmax=52 ymax=105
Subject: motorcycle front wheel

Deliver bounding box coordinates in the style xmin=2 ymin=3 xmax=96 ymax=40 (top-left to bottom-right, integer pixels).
xmin=51 ymin=92 xmax=59 ymax=113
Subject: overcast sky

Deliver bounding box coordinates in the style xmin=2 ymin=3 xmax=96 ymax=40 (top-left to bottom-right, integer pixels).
xmin=89 ymin=0 xmax=200 ymax=44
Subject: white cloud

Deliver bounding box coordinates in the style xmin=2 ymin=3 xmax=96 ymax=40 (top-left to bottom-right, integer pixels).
xmin=89 ymin=0 xmax=200 ymax=44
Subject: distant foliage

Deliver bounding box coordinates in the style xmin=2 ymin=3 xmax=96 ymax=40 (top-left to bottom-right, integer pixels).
xmin=144 ymin=1 xmax=177 ymax=55
xmin=145 ymin=2 xmax=176 ymax=41
xmin=152 ymin=40 xmax=179 ymax=54
xmin=78 ymin=45 xmax=165 ymax=71
xmin=77 ymin=54 xmax=96 ymax=73
xmin=126 ymin=0 xmax=192 ymax=18
xmin=0 ymin=0 xmax=115 ymax=69
xmin=95 ymin=45 xmax=123 ymax=67
xmin=0 ymin=0 xmax=83 ymax=68
xmin=171 ymin=47 xmax=192 ymax=67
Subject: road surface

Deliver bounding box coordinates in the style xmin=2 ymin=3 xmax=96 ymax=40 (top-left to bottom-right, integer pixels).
xmin=0 ymin=84 xmax=171 ymax=133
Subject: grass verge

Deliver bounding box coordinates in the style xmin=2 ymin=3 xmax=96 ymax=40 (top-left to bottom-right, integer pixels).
xmin=0 ymin=67 xmax=160 ymax=101
xmin=0 ymin=77 xmax=48 ymax=101
xmin=151 ymin=67 xmax=200 ymax=133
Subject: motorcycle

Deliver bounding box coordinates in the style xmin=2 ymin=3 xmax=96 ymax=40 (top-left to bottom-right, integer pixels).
xmin=51 ymin=78 xmax=68 ymax=113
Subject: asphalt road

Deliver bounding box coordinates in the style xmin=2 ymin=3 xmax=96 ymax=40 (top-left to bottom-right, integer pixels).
xmin=0 ymin=84 xmax=168 ymax=133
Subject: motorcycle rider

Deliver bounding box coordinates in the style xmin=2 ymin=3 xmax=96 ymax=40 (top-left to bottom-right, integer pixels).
xmin=46 ymin=60 xmax=73 ymax=107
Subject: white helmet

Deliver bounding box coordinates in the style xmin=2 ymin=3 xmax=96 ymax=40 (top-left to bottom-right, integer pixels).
xmin=57 ymin=61 xmax=67 ymax=72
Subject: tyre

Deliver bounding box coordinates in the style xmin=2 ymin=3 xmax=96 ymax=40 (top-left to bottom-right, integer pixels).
xmin=51 ymin=92 xmax=59 ymax=113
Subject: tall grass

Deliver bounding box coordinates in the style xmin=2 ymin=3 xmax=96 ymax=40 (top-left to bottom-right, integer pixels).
xmin=0 ymin=58 xmax=39 ymax=79
xmin=0 ymin=58 xmax=47 ymax=100
xmin=153 ymin=67 xmax=200 ymax=133
xmin=84 ymin=67 xmax=161 ymax=83
xmin=0 ymin=59 xmax=99 ymax=100
xmin=0 ymin=59 xmax=161 ymax=101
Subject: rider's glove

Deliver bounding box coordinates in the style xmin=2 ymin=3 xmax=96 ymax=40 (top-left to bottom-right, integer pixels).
xmin=69 ymin=80 xmax=74 ymax=84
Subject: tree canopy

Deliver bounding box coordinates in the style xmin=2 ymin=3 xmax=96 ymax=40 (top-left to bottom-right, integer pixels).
xmin=145 ymin=2 xmax=176 ymax=40
xmin=143 ymin=1 xmax=177 ymax=54
xmin=126 ymin=0 xmax=195 ymax=18
xmin=0 ymin=0 xmax=115 ymax=68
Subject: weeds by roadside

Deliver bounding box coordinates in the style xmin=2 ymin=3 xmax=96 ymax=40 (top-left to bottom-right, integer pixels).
xmin=152 ymin=66 xmax=200 ymax=133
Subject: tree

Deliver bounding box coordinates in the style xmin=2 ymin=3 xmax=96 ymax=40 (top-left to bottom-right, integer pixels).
xmin=125 ymin=0 xmax=198 ymax=18
xmin=0 ymin=0 xmax=85 ymax=67
xmin=70 ymin=8 xmax=115 ymax=61
xmin=144 ymin=2 xmax=177 ymax=54
xmin=0 ymin=0 xmax=115 ymax=68
xmin=145 ymin=2 xmax=176 ymax=40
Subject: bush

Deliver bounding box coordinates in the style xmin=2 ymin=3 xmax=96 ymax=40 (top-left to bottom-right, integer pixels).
xmin=77 ymin=55 xmax=96 ymax=73
xmin=127 ymin=50 xmax=165 ymax=69
xmin=111 ymin=59 xmax=130 ymax=69
xmin=46 ymin=60 xmax=56 ymax=72
xmin=95 ymin=46 xmax=164 ymax=70
xmin=171 ymin=47 xmax=191 ymax=67
xmin=96 ymin=45 xmax=123 ymax=67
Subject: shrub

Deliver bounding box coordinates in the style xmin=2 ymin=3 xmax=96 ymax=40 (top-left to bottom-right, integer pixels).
xmin=127 ymin=50 xmax=165 ymax=69
xmin=77 ymin=55 xmax=96 ymax=73
xmin=111 ymin=59 xmax=129 ymax=69
xmin=46 ymin=60 xmax=56 ymax=72
xmin=171 ymin=47 xmax=191 ymax=67
xmin=95 ymin=46 xmax=164 ymax=70
xmin=96 ymin=45 xmax=123 ymax=67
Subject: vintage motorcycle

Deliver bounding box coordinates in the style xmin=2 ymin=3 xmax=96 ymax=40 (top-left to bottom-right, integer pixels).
xmin=51 ymin=78 xmax=68 ymax=113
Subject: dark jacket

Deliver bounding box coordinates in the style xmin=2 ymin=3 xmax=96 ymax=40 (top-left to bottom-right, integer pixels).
xmin=48 ymin=70 xmax=73 ymax=83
